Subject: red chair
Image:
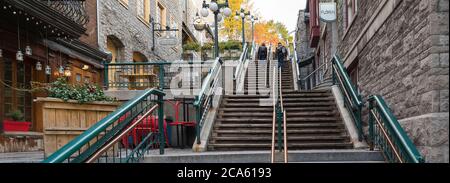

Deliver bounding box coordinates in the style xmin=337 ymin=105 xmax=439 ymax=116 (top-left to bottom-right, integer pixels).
xmin=118 ymin=111 xmax=169 ymax=149
xmin=166 ymin=100 xmax=196 ymax=148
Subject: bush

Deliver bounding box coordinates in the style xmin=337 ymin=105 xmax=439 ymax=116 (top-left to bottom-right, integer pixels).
xmin=219 ymin=40 xmax=242 ymax=52
xmin=47 ymin=77 xmax=116 ymax=104
xmin=6 ymin=110 xmax=25 ymax=122
xmin=201 ymin=43 xmax=213 ymax=51
xmin=182 ymin=42 xmax=200 ymax=52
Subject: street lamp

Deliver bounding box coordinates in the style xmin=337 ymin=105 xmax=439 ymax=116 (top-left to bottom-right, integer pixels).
xmin=250 ymin=15 xmax=259 ymax=43
xmin=235 ymin=8 xmax=251 ymax=46
xmin=200 ymin=0 xmax=232 ymax=58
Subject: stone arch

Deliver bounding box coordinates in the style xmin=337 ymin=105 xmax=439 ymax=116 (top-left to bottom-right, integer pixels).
xmin=106 ymin=35 xmax=125 ymax=63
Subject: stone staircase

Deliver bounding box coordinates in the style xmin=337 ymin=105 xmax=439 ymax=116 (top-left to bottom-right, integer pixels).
xmin=279 ymin=61 xmax=353 ymax=150
xmin=208 ymin=60 xmax=353 ymax=151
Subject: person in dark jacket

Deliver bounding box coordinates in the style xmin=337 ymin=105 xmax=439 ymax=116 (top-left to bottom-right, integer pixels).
xmin=257 ymin=43 xmax=268 ymax=61
xmin=275 ymin=42 xmax=287 ymax=68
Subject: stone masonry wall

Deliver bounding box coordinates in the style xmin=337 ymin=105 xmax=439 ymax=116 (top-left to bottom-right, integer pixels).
xmin=296 ymin=10 xmax=315 ymax=80
xmin=336 ymin=0 xmax=449 ymax=162
xmin=98 ymin=0 xmax=182 ymax=62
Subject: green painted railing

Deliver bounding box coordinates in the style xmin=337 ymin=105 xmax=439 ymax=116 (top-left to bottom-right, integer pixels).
xmin=331 ymin=55 xmax=364 ymax=141
xmin=368 ymin=95 xmax=424 ymax=163
xmin=194 ymin=57 xmax=223 ymax=144
xmin=104 ymin=61 xmax=212 ymax=90
xmin=42 ymin=88 xmax=165 ymax=163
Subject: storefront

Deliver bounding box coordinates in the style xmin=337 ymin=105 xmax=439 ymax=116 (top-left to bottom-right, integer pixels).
xmin=0 ymin=0 xmax=107 ymax=136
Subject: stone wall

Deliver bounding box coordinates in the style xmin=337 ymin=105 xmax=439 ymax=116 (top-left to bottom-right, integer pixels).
xmin=98 ymin=0 xmax=182 ymax=62
xmin=336 ymin=0 xmax=449 ymax=162
xmin=296 ymin=10 xmax=315 ymax=80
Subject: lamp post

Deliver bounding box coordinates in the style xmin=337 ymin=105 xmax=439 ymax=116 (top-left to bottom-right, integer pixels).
xmin=200 ymin=0 xmax=232 ymax=58
xmin=234 ymin=8 xmax=251 ymax=46
xmin=250 ymin=15 xmax=258 ymax=43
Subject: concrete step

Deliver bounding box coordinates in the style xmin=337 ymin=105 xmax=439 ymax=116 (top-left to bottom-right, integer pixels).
xmin=214 ymin=129 xmax=346 ymax=135
xmin=214 ymin=123 xmax=344 ymax=128
xmin=208 ymin=142 xmax=353 ymax=151
xmin=219 ymin=111 xmax=337 ymax=117
xmin=141 ymin=149 xmax=385 ymax=163
xmin=212 ymin=135 xmax=349 ymax=142
xmin=225 ymin=98 xmax=333 ymax=103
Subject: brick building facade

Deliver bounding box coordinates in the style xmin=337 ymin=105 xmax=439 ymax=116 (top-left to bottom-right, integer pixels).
xmin=296 ymin=0 xmax=449 ymax=162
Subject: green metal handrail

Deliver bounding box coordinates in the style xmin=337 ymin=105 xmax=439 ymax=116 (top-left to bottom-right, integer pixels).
xmin=331 ymin=55 xmax=364 ymax=141
xmin=42 ymin=88 xmax=165 ymax=163
xmin=194 ymin=57 xmax=223 ymax=144
xmin=368 ymin=95 xmax=424 ymax=163
xmin=233 ymin=43 xmax=249 ymax=81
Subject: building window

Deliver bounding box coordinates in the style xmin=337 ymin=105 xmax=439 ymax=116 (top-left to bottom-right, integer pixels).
xmin=156 ymin=2 xmax=166 ymax=28
xmin=345 ymin=0 xmax=358 ymax=29
xmin=76 ymin=73 xmax=82 ymax=83
xmin=137 ymin=0 xmax=150 ymax=23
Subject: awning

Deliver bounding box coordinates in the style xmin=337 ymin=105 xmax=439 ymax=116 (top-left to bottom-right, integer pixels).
xmin=298 ymin=55 xmax=315 ymax=67
xmin=44 ymin=39 xmax=105 ymax=69
xmin=182 ymin=22 xmax=198 ymax=43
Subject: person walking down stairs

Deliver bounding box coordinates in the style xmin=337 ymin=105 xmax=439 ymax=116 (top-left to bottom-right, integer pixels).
xmin=275 ymin=42 xmax=288 ymax=68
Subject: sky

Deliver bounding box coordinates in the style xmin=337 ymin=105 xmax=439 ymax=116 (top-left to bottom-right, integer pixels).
xmin=251 ymin=0 xmax=307 ymax=33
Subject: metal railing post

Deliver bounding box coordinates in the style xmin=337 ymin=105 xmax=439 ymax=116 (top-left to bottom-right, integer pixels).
xmin=195 ymin=96 xmax=201 ymax=145
xmin=103 ymin=61 xmax=109 ymax=89
xmin=159 ymin=65 xmax=165 ymax=90
xmin=277 ymin=107 xmax=283 ymax=151
xmin=368 ymin=100 xmax=374 ymax=151
xmin=158 ymin=93 xmax=165 ymax=155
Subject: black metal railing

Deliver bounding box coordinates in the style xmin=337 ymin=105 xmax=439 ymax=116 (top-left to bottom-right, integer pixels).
xmin=42 ymin=0 xmax=89 ymax=27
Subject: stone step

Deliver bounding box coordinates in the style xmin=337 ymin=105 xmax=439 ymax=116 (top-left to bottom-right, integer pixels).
xmin=212 ymin=135 xmax=349 ymax=142
xmin=219 ymin=111 xmax=336 ymax=117
xmin=214 ymin=123 xmax=344 ymax=128
xmin=282 ymin=93 xmax=332 ymax=97
xmin=208 ymin=142 xmax=354 ymax=150
xmin=225 ymin=98 xmax=334 ymax=103
xmin=214 ymin=129 xmax=346 ymax=135
xmin=216 ymin=117 xmax=339 ymax=122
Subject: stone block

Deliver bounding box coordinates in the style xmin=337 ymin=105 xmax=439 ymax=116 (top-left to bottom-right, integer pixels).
xmin=399 ymin=113 xmax=449 ymax=147
xmin=440 ymin=90 xmax=449 ymax=112
xmin=441 ymin=53 xmax=449 ymax=67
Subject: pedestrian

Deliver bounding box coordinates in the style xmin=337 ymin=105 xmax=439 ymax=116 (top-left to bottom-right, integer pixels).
xmin=275 ymin=42 xmax=287 ymax=68
xmin=257 ymin=43 xmax=268 ymax=61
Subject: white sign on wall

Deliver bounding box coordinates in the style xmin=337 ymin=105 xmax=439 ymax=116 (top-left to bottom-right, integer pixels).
xmin=319 ymin=2 xmax=337 ymax=22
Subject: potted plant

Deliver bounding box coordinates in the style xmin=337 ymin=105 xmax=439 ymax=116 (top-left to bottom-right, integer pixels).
xmin=201 ymin=43 xmax=214 ymax=61
xmin=33 ymin=77 xmax=121 ymax=157
xmin=3 ymin=110 xmax=31 ymax=132
xmin=183 ymin=42 xmax=201 ymax=61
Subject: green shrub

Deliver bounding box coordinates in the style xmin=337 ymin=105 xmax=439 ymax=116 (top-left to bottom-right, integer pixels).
xmin=6 ymin=110 xmax=25 ymax=122
xmin=47 ymin=77 xmax=116 ymax=104
xmin=201 ymin=43 xmax=213 ymax=51
xmin=182 ymin=42 xmax=200 ymax=52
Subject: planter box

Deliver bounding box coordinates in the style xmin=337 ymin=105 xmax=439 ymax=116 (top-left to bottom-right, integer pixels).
xmin=33 ymin=97 xmax=121 ymax=158
xmin=3 ymin=120 xmax=31 ymax=132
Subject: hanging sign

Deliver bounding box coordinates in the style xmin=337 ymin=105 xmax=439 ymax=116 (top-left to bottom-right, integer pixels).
xmin=319 ymin=2 xmax=337 ymax=22
xmin=158 ymin=37 xmax=178 ymax=46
